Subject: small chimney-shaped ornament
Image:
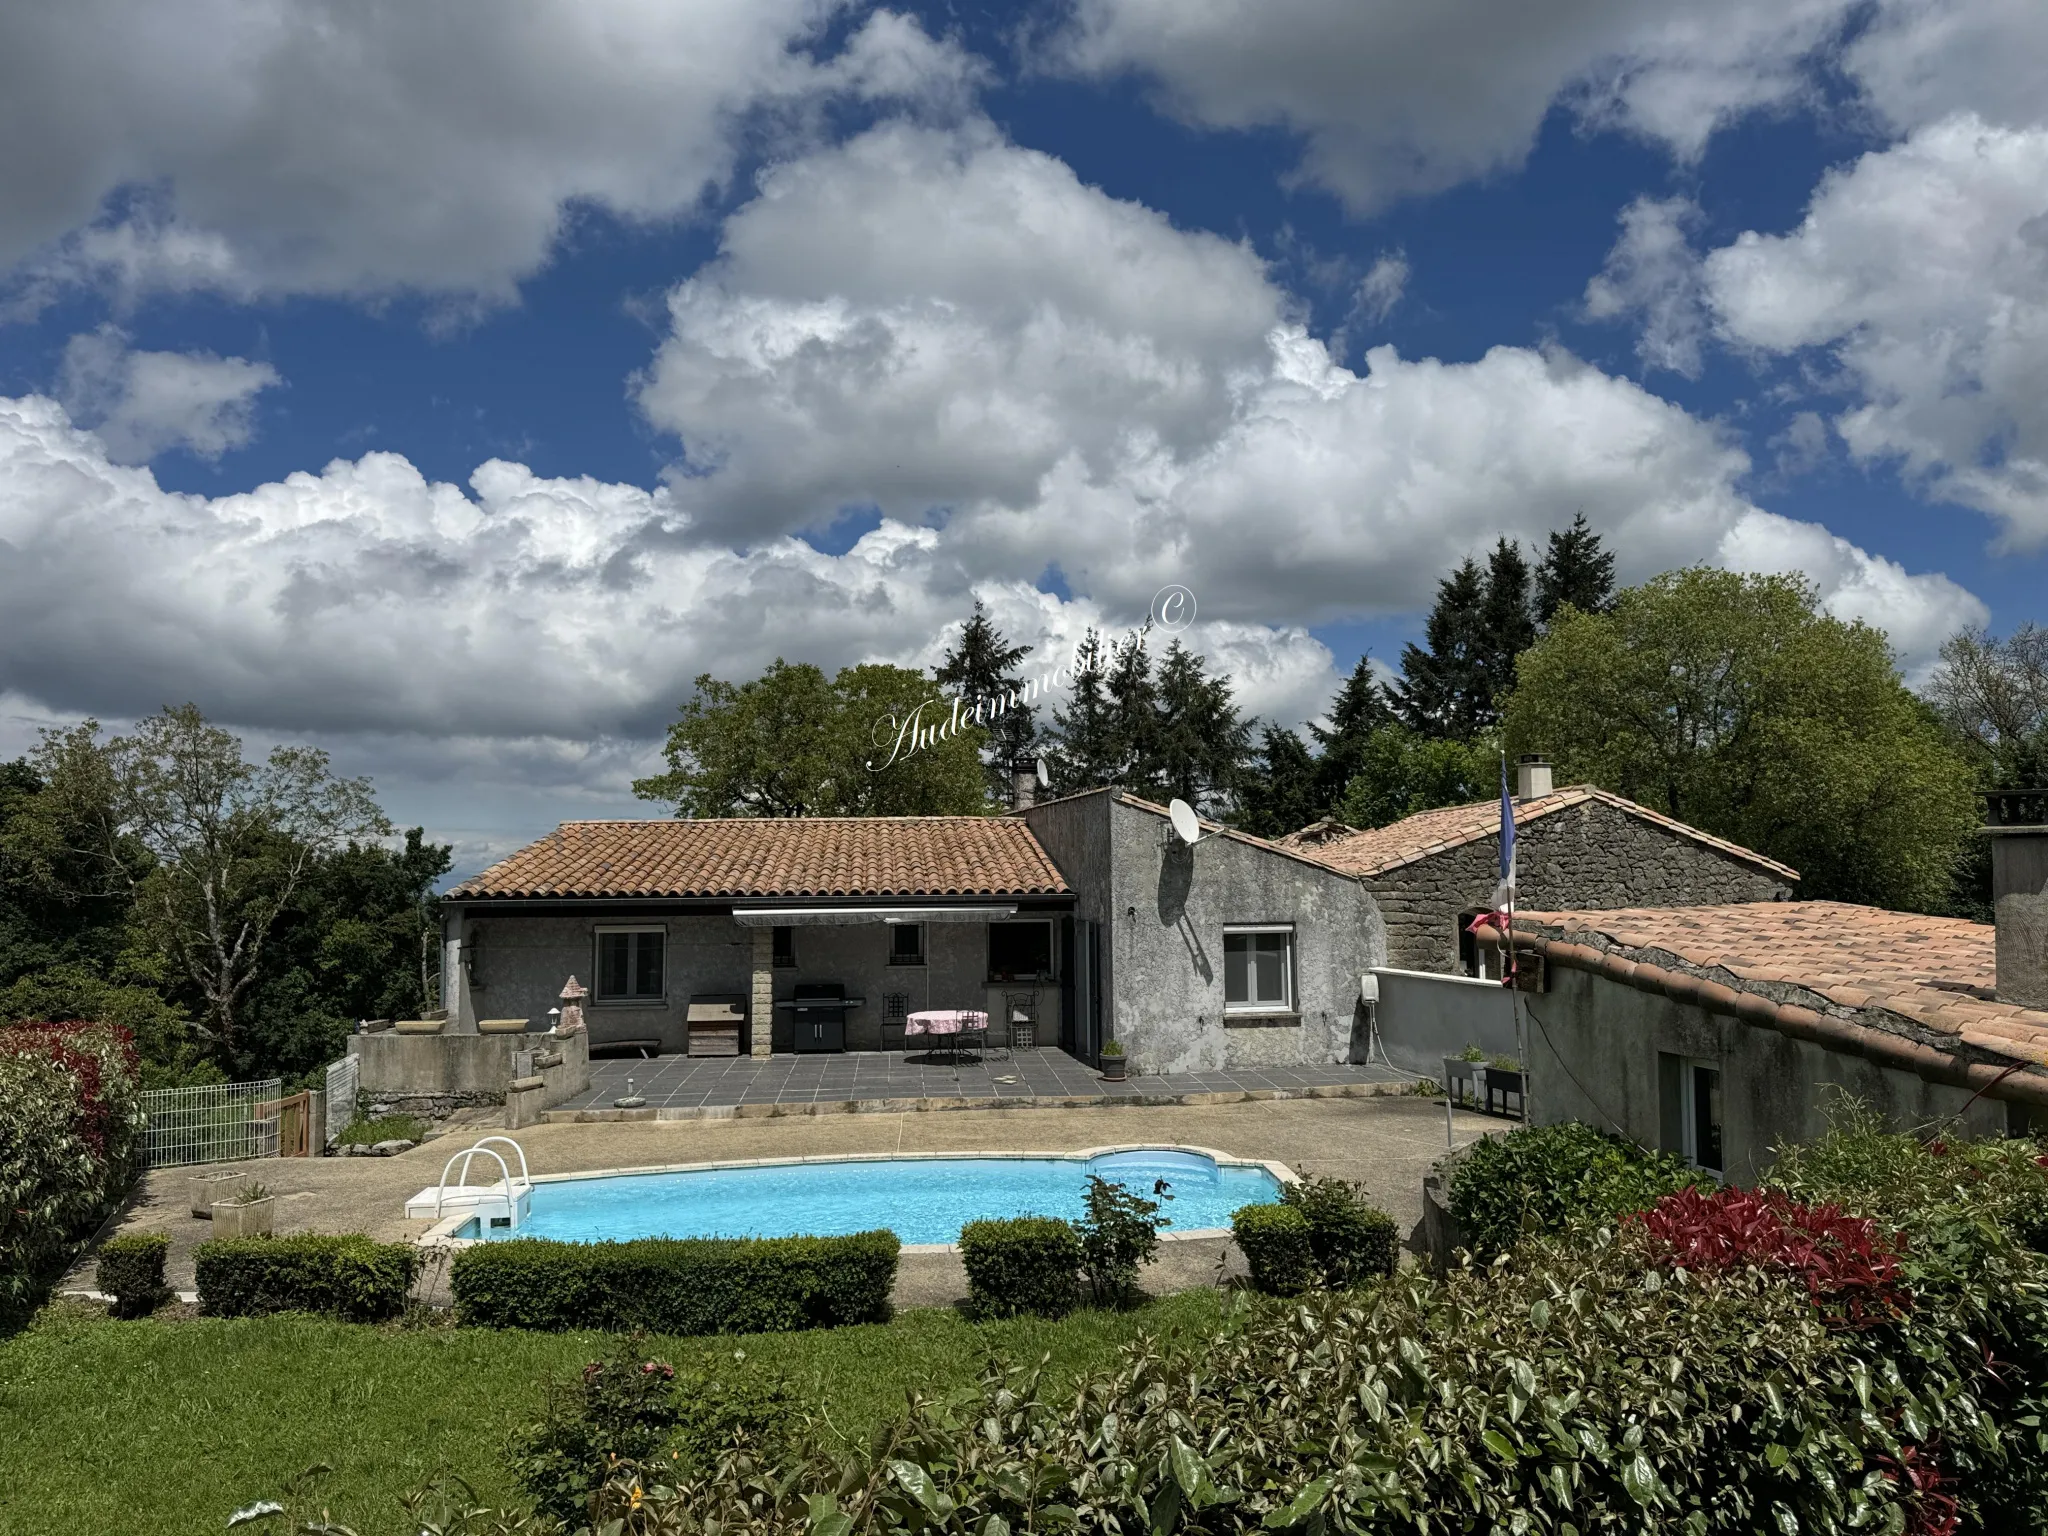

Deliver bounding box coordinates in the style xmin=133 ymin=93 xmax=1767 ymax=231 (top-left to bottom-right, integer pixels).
xmin=555 ymin=976 xmax=588 ymax=1035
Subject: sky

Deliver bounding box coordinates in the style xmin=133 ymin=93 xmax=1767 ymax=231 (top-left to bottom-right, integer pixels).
xmin=1 ymin=0 xmax=2043 ymax=878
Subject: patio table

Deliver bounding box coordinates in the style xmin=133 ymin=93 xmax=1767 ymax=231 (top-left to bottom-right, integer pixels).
xmin=905 ymin=1009 xmax=989 ymax=1063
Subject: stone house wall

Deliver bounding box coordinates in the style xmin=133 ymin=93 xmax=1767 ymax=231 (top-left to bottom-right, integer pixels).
xmin=1364 ymin=798 xmax=1792 ymax=974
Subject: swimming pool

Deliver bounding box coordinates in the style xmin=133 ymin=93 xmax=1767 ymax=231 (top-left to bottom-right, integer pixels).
xmin=454 ymin=1147 xmax=1284 ymax=1246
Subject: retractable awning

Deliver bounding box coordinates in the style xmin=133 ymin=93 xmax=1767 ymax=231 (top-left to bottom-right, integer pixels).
xmin=729 ymin=905 xmax=1019 ymax=927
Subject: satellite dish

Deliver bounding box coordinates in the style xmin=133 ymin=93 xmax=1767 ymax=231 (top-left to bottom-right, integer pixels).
xmin=1168 ymin=798 xmax=1202 ymax=846
xmin=1035 ymin=757 xmax=1050 ymax=788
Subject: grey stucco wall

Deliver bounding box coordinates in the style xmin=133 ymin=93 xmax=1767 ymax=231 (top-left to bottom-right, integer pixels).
xmin=1364 ymin=799 xmax=1793 ymax=974
xmin=1524 ymin=966 xmax=2004 ymax=1186
xmin=1098 ymin=797 xmax=1386 ymax=1075
xmin=446 ymin=905 xmax=1065 ymax=1054
xmin=1370 ymin=969 xmax=1519 ymax=1078
xmin=453 ymin=911 xmax=752 ymax=1054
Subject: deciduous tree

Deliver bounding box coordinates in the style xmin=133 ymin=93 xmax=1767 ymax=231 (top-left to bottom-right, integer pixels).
xmin=31 ymin=706 xmax=391 ymax=1056
xmin=633 ymin=661 xmax=987 ymax=819
xmin=1504 ymin=569 xmax=1979 ymax=910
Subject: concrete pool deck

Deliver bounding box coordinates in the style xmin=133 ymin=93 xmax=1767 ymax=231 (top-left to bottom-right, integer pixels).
xmin=68 ymin=1095 xmax=1496 ymax=1311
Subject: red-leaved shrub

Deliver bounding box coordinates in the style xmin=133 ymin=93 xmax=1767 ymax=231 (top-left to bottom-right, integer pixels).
xmin=0 ymin=1020 xmax=143 ymax=1314
xmin=1635 ymin=1184 xmax=1909 ymax=1326
xmin=0 ymin=1020 xmax=138 ymax=1158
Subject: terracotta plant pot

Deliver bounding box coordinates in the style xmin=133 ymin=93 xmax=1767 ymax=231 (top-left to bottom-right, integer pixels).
xmin=209 ymin=1195 xmax=276 ymax=1238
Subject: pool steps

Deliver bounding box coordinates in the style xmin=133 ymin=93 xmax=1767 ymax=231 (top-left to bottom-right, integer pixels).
xmin=405 ymin=1135 xmax=534 ymax=1232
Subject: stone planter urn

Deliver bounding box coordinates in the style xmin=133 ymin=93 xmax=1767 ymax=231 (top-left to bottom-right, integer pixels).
xmin=477 ymin=1017 xmax=530 ymax=1034
xmin=190 ymin=1170 xmax=245 ymax=1218
xmin=1100 ymin=1047 xmax=1127 ymax=1082
xmin=394 ymin=1017 xmax=447 ymax=1035
xmin=210 ymin=1194 xmax=276 ymax=1238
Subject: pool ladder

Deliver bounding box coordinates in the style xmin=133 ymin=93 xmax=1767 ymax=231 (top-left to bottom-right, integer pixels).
xmin=404 ymin=1135 xmax=534 ymax=1233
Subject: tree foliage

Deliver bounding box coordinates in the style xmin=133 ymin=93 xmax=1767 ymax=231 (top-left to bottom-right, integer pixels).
xmin=27 ymin=707 xmax=391 ymax=1057
xmin=1046 ymin=630 xmax=1247 ymax=814
xmin=934 ymin=601 xmax=1038 ymax=807
xmin=1504 ymin=568 xmax=1979 ymax=909
xmin=1332 ymin=724 xmax=1497 ymax=829
xmin=634 ymin=661 xmax=988 ymax=819
xmin=1533 ymin=512 xmax=1617 ymax=625
xmin=1926 ymin=623 xmax=2048 ymax=787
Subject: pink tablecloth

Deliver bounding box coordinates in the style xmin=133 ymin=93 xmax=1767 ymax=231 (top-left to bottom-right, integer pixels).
xmin=904 ymin=1009 xmax=988 ymax=1035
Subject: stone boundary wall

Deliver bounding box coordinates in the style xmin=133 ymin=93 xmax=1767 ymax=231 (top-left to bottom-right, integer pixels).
xmin=1363 ymin=798 xmax=1792 ymax=975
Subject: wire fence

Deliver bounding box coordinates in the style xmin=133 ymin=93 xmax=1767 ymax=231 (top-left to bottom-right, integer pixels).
xmin=138 ymin=1078 xmax=283 ymax=1168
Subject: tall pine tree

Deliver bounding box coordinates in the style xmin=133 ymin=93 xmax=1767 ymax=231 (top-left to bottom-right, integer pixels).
xmin=936 ymin=600 xmax=1037 ymax=807
xmin=1310 ymin=654 xmax=1395 ymax=811
xmin=1236 ymin=725 xmax=1323 ymax=838
xmin=1472 ymin=537 xmax=1535 ymax=722
xmin=1534 ymin=512 xmax=1617 ymax=625
xmin=1150 ymin=639 xmax=1251 ymax=815
xmin=1391 ymin=557 xmax=1487 ymax=738
xmin=1047 ymin=630 xmax=1116 ymax=793
xmin=1105 ymin=629 xmax=1160 ymax=791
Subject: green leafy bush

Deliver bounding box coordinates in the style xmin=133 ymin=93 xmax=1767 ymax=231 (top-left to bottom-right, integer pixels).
xmin=0 ymin=1021 xmax=144 ymax=1318
xmin=507 ymin=1339 xmax=796 ymax=1528
xmin=452 ymin=1230 xmax=899 ymax=1334
xmin=95 ymin=1232 xmax=170 ymax=1318
xmin=573 ymin=1125 xmax=2048 ymax=1536
xmin=1231 ymin=1202 xmax=1315 ymax=1295
xmin=1077 ymin=1175 xmax=1168 ymax=1307
xmin=194 ymin=1233 xmax=418 ymax=1321
xmin=1448 ymin=1121 xmax=1705 ymax=1260
xmin=958 ymin=1216 xmax=1081 ymax=1319
xmin=1280 ymin=1176 xmax=1399 ymax=1284
xmin=335 ymin=1113 xmax=428 ymax=1147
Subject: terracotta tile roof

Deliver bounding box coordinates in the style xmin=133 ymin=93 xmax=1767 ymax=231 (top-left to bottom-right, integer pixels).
xmin=1513 ymin=901 xmax=2048 ymax=1068
xmin=451 ymin=817 xmax=1071 ymax=900
xmin=1278 ymin=785 xmax=1799 ymax=883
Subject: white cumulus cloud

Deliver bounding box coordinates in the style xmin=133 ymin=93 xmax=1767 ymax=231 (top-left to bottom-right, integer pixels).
xmin=0 ymin=3 xmax=979 ymax=306
xmin=1050 ymin=0 xmax=1854 ymax=211
xmin=1703 ymin=114 xmax=2048 ymax=544
xmin=57 ymin=325 xmax=280 ymax=462
xmin=1583 ymin=196 xmax=1709 ymax=377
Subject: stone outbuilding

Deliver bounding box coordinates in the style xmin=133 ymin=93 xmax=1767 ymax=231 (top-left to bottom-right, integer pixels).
xmin=1280 ymin=758 xmax=1796 ymax=975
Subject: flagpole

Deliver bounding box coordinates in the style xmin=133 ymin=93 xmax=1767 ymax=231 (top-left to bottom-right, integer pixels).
xmin=1501 ymin=753 xmax=1530 ymax=1126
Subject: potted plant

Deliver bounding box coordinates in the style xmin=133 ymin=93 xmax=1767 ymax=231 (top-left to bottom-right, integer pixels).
xmin=1100 ymin=1040 xmax=1127 ymax=1082
xmin=210 ymin=1181 xmax=276 ymax=1239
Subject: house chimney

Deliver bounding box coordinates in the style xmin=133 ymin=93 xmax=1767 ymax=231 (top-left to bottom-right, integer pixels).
xmin=1012 ymin=767 xmax=1037 ymax=811
xmin=1988 ymin=789 xmax=2048 ymax=1008
xmin=1515 ymin=753 xmax=1553 ymax=801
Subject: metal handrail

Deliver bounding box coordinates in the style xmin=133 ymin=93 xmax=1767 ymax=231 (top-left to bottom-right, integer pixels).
xmin=431 ymin=1136 xmax=531 ymax=1218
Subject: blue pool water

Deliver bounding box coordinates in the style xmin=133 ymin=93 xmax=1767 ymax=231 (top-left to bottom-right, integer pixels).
xmin=484 ymin=1149 xmax=1281 ymax=1245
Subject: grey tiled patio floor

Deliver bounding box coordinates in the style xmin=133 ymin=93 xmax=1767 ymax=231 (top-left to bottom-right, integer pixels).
xmin=555 ymin=1047 xmax=1404 ymax=1111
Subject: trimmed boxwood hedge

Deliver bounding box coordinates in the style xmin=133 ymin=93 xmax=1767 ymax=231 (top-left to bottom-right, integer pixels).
xmin=1231 ymin=1203 xmax=1315 ymax=1295
xmin=1281 ymin=1176 xmax=1400 ymax=1284
xmin=94 ymin=1232 xmax=170 ymax=1319
xmin=959 ymin=1216 xmax=1082 ymax=1319
xmin=194 ymin=1234 xmax=418 ymax=1322
xmin=451 ymin=1230 xmax=900 ymax=1334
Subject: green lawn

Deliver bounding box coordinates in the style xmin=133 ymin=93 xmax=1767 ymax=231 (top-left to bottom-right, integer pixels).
xmin=0 ymin=1292 xmax=1234 ymax=1536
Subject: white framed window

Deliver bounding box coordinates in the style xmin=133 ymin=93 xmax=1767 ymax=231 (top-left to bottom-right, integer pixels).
xmin=1660 ymin=1053 xmax=1725 ymax=1174
xmin=888 ymin=922 xmax=925 ymax=966
xmin=1224 ymin=926 xmax=1294 ymax=1013
xmin=594 ymin=926 xmax=666 ymax=1003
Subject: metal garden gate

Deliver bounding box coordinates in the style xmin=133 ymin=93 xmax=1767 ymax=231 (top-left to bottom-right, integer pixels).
xmin=138 ymin=1078 xmax=283 ymax=1168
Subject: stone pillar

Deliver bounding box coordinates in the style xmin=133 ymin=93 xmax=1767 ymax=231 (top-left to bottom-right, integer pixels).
xmin=751 ymin=927 xmax=775 ymax=1058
